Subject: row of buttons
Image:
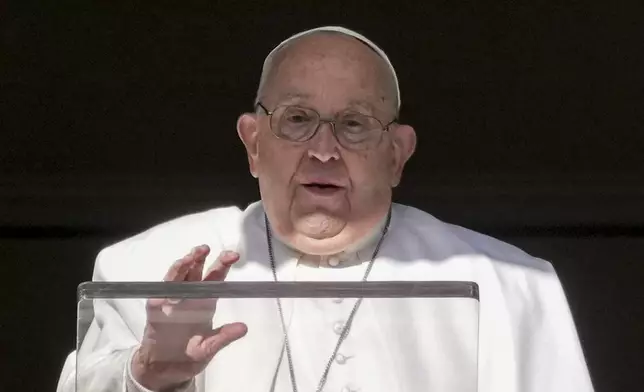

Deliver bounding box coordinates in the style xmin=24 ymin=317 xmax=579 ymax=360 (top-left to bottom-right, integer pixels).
xmin=330 ymin=279 xmax=356 ymax=391
xmin=333 ymin=320 xmax=352 ymax=365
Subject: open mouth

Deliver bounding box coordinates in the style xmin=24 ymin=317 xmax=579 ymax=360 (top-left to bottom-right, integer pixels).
xmin=302 ymin=183 xmax=344 ymax=195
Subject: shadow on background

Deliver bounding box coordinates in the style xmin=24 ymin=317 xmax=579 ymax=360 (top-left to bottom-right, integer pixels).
xmin=2 ymin=1 xmax=643 ymax=391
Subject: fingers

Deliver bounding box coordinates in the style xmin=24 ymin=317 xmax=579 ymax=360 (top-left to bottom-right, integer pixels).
xmin=150 ymin=245 xmax=211 ymax=308
xmin=151 ymin=246 xmax=236 ymax=309
xmin=163 ymin=245 xmax=210 ymax=282
xmin=203 ymin=251 xmax=240 ymax=282
xmin=186 ymin=245 xmax=210 ymax=281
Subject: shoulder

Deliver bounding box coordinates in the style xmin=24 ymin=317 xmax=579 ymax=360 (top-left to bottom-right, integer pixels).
xmin=94 ymin=203 xmax=257 ymax=281
xmin=392 ymin=203 xmax=554 ymax=274
xmin=110 ymin=204 xmax=245 ymax=250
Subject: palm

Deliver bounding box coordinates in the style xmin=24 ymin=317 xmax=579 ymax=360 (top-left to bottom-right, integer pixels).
xmin=132 ymin=246 xmax=248 ymax=390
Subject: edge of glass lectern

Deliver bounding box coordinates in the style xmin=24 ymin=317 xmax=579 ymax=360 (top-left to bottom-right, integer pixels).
xmin=77 ymin=281 xmax=479 ymax=300
xmin=76 ymin=282 xmax=481 ymax=391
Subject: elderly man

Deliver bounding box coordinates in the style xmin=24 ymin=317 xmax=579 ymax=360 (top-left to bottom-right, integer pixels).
xmin=57 ymin=26 xmax=594 ymax=392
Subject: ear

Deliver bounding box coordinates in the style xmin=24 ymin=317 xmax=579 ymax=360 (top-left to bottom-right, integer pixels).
xmin=237 ymin=113 xmax=260 ymax=178
xmin=389 ymin=124 xmax=417 ymax=187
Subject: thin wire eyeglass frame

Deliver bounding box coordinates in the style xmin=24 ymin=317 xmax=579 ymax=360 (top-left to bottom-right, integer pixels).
xmin=255 ymin=102 xmax=398 ymax=150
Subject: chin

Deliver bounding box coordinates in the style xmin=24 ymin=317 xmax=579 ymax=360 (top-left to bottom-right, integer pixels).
xmin=285 ymin=212 xmax=350 ymax=255
xmin=294 ymin=212 xmax=347 ymax=239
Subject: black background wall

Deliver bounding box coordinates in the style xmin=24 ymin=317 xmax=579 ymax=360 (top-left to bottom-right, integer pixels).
xmin=2 ymin=1 xmax=643 ymax=391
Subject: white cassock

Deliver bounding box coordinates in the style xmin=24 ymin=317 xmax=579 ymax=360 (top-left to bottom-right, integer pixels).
xmin=57 ymin=201 xmax=594 ymax=392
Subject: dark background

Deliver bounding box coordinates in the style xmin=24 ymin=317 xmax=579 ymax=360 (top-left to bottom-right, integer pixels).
xmin=2 ymin=1 xmax=643 ymax=391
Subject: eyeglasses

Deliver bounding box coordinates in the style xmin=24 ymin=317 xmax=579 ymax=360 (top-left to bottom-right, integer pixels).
xmin=256 ymin=102 xmax=396 ymax=151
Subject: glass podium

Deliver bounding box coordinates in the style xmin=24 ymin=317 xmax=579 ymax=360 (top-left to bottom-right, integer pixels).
xmin=76 ymin=281 xmax=479 ymax=392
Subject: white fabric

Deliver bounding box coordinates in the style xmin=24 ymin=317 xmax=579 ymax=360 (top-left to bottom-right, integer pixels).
xmin=261 ymin=26 xmax=401 ymax=111
xmin=56 ymin=201 xmax=594 ymax=392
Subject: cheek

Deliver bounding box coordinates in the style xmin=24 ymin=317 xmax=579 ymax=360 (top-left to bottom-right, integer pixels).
xmin=258 ymin=137 xmax=302 ymax=184
xmin=345 ymin=151 xmax=392 ymax=191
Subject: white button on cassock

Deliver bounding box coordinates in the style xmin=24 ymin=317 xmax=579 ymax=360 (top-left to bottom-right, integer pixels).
xmin=328 ymin=256 xmax=340 ymax=267
xmin=333 ymin=320 xmax=345 ymax=335
xmin=335 ymin=353 xmax=349 ymax=364
xmin=332 ymin=297 xmax=344 ymax=304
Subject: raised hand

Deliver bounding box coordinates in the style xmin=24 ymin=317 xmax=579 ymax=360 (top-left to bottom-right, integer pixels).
xmin=131 ymin=245 xmax=248 ymax=391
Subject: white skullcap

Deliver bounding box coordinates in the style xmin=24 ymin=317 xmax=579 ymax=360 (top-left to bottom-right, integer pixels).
xmin=261 ymin=26 xmax=401 ymax=111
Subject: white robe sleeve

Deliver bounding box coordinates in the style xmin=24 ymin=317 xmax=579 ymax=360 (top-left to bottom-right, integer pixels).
xmin=57 ymin=245 xmax=199 ymax=392
xmin=55 ymin=207 xmax=242 ymax=392
xmin=515 ymin=262 xmax=595 ymax=391
xmin=57 ymin=245 xmax=134 ymax=392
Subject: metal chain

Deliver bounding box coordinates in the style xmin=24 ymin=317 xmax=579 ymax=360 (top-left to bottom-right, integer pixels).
xmin=265 ymin=208 xmax=391 ymax=392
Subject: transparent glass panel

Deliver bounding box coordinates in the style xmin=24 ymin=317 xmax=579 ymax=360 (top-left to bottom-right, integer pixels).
xmin=76 ymin=282 xmax=479 ymax=392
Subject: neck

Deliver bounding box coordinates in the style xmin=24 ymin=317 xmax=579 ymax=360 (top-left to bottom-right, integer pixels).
xmin=269 ymin=208 xmax=391 ymax=258
xmin=340 ymin=212 xmax=389 ymax=255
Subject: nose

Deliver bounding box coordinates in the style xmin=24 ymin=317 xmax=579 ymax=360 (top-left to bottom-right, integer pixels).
xmin=307 ymin=122 xmax=340 ymax=162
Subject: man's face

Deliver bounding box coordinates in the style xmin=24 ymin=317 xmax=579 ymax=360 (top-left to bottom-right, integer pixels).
xmin=238 ymin=34 xmax=416 ymax=255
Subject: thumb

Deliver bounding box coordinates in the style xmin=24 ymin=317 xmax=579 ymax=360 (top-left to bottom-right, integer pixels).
xmin=203 ymin=322 xmax=248 ymax=358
